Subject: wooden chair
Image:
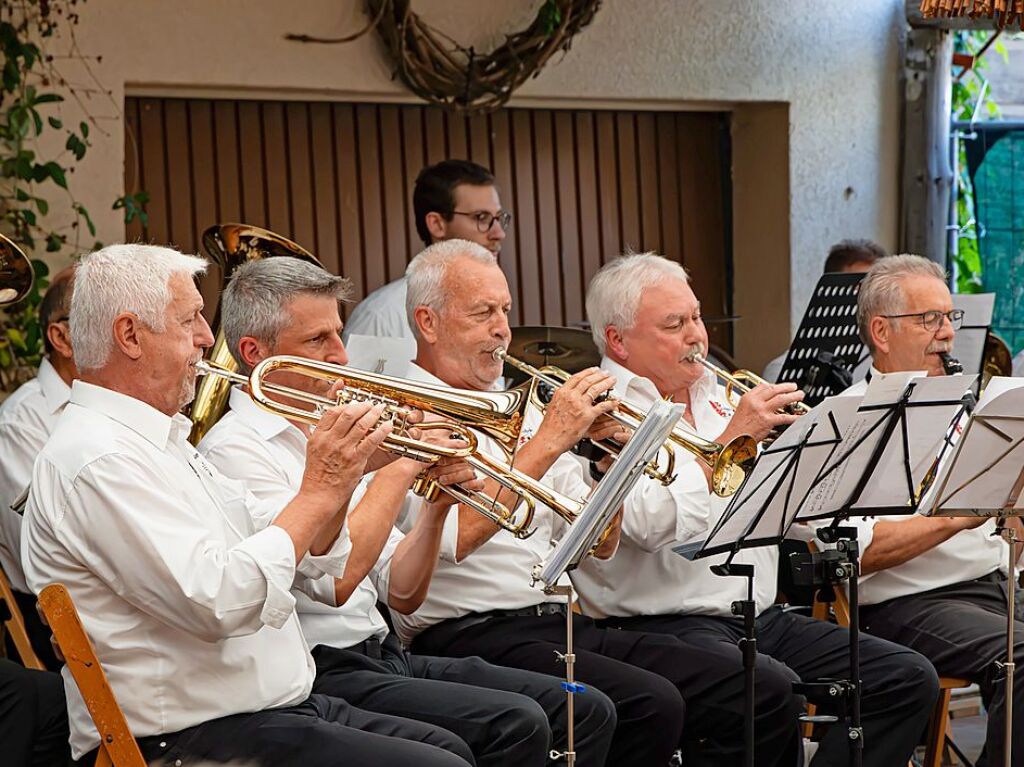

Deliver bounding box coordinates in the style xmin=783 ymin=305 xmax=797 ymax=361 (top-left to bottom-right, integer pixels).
xmin=0 ymin=561 xmax=43 ymax=670
xmin=38 ymin=583 xmax=145 ymax=767
xmin=812 ymin=582 xmax=972 ymax=767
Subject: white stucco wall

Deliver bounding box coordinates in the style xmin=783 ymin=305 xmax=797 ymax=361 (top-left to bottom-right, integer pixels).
xmin=37 ymin=0 xmax=905 ymax=332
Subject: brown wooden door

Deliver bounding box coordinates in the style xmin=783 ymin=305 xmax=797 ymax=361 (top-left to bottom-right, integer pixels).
xmin=125 ymin=98 xmax=732 ymax=351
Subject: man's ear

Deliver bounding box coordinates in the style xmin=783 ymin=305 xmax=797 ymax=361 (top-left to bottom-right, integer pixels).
xmin=869 ymin=316 xmax=890 ymax=355
xmin=111 ymin=313 xmax=144 ymax=361
xmin=604 ymin=326 xmax=627 ymax=362
xmin=424 ymin=212 xmax=447 ymax=243
xmin=236 ymin=336 xmax=269 ymax=371
xmin=45 ymin=321 xmax=74 ymax=361
xmin=413 ymin=306 xmax=440 ymax=344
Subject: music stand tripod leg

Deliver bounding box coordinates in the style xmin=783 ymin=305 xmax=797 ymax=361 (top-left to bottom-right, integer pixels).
xmin=997 ymin=518 xmax=1017 ymax=767
xmin=546 ymin=584 xmax=578 ymax=766
xmin=711 ymin=561 xmax=757 ymax=767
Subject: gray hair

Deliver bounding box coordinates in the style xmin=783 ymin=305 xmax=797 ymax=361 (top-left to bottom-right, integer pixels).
xmin=856 ymin=254 xmax=947 ymax=353
xmin=222 ymin=257 xmax=352 ymax=373
xmin=71 ymin=244 xmax=208 ymax=371
xmin=586 ymin=252 xmax=689 ymax=354
xmin=405 ymin=239 xmax=498 ymax=339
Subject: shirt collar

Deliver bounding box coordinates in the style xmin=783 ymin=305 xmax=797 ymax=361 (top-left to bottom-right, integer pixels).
xmin=37 ymin=357 xmax=71 ymax=414
xmin=227 ymin=385 xmax=304 ymax=442
xmin=69 ymin=380 xmax=190 ymax=450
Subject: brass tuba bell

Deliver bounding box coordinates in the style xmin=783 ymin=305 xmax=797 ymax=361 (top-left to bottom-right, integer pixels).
xmin=0 ymin=233 xmax=34 ymax=307
xmin=188 ymin=224 xmax=323 ymax=444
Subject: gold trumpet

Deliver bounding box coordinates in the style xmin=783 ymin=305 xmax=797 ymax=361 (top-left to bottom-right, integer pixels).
xmin=685 ymin=347 xmax=812 ymax=416
xmin=196 ymin=355 xmax=588 ymax=538
xmin=494 ymin=349 xmax=758 ymax=497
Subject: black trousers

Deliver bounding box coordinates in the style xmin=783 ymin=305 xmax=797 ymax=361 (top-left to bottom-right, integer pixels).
xmin=0 ymin=659 xmax=69 ymax=767
xmin=312 ymin=634 xmax=616 ymax=766
xmin=12 ymin=589 xmax=62 ymax=671
xmin=610 ymin=607 xmax=940 ymax=767
xmin=413 ymin=612 xmax=694 ymax=767
xmin=861 ymin=573 xmax=1024 ymax=767
xmin=136 ymin=693 xmax=477 ymax=766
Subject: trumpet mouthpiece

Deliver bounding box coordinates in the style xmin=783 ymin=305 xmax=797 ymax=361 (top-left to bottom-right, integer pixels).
xmin=492 ymin=347 xmax=508 ymax=362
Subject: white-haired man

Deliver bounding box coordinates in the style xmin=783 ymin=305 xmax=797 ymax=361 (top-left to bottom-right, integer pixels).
xmin=391 ymin=238 xmax=780 ymax=767
xmin=0 ymin=266 xmax=76 ymax=668
xmin=571 ymin=252 xmax=940 ymax=766
xmin=20 ymin=244 xmax=475 ymax=767
xmin=198 ymin=256 xmax=613 ymax=766
xmin=344 ymin=159 xmax=508 ymax=341
xmin=846 ymin=254 xmax=1023 ymax=766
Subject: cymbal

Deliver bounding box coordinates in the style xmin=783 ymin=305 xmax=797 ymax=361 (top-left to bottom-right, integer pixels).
xmin=506 ymin=326 xmax=600 ymax=374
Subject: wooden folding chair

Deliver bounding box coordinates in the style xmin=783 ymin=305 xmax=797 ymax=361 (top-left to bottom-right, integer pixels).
xmin=0 ymin=561 xmax=43 ymax=670
xmin=38 ymin=583 xmax=145 ymax=767
xmin=811 ymin=581 xmax=971 ymax=767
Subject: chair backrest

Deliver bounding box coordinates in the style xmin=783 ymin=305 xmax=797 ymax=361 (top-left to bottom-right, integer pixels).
xmin=0 ymin=562 xmax=44 ymax=669
xmin=37 ymin=583 xmax=146 ymax=767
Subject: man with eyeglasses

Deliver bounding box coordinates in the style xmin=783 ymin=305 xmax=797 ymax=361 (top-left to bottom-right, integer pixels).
xmin=843 ymin=253 xmax=1024 ymax=767
xmin=0 ymin=264 xmax=76 ymax=669
xmin=344 ymin=159 xmax=511 ymax=342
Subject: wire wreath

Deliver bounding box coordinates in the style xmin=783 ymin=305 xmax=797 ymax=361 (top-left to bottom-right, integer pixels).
xmin=287 ymin=0 xmax=602 ymax=115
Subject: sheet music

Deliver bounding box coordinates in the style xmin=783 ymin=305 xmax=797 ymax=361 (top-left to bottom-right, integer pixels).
xmin=344 ymin=333 xmax=416 ymax=377
xmin=952 ymin=293 xmax=996 ymax=377
xmin=930 ymin=377 xmax=1024 ymax=517
xmin=797 ymin=373 xmax=975 ymax=518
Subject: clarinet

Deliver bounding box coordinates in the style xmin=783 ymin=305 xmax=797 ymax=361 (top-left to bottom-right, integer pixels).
xmin=939 ymin=351 xmax=963 ymax=375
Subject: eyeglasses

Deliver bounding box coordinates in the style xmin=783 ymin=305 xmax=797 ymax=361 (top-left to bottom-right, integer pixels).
xmin=452 ymin=210 xmax=513 ymax=233
xmin=881 ymin=309 xmax=965 ymax=332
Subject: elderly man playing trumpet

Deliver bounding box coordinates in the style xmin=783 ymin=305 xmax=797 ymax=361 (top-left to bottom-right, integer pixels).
xmin=391 ymin=238 xmax=781 ymax=767
xmin=197 ymin=256 xmax=604 ymax=767
xmin=570 ymin=252 xmax=939 ymax=766
xmin=846 ymin=254 xmax=1024 ymax=767
xmin=20 ymin=244 xmax=481 ymax=767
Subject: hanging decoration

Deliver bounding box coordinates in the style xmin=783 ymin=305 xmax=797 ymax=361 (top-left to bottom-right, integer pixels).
xmin=920 ymin=0 xmax=1024 ymax=29
xmin=287 ymin=0 xmax=601 ymax=115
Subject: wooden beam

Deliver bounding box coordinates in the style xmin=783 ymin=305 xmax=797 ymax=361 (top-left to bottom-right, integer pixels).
xmin=900 ymin=26 xmax=954 ymax=264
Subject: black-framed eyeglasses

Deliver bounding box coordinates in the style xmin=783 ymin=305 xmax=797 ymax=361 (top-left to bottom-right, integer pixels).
xmin=452 ymin=210 xmax=513 ymax=233
xmin=881 ymin=309 xmax=964 ymax=332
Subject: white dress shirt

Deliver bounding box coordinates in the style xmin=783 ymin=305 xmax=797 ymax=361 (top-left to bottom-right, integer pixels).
xmin=840 ymin=370 xmax=1005 ymax=605
xmin=0 ymin=358 xmax=71 ymax=592
xmin=199 ymin=387 xmax=396 ymax=650
xmin=389 ymin=362 xmax=589 ymax=646
xmin=572 ymin=358 xmax=779 ymax=619
xmin=342 ymin=277 xmax=412 ymax=342
xmin=21 ymin=381 xmax=344 ymax=759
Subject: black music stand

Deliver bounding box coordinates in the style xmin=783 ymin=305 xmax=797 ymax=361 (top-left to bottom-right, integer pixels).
xmin=777 ymin=272 xmax=867 ymax=407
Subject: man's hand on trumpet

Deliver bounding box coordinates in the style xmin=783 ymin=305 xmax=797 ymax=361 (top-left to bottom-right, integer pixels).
xmin=533 ymin=368 xmax=620 ymax=456
xmin=720 ymin=382 xmax=805 ymax=444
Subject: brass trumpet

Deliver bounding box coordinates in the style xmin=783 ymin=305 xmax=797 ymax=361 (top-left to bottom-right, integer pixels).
xmin=685 ymin=347 xmax=812 ymax=416
xmin=196 ymin=355 xmax=588 ymax=538
xmin=0 ymin=234 xmax=33 ymax=306
xmin=494 ymin=349 xmax=758 ymax=497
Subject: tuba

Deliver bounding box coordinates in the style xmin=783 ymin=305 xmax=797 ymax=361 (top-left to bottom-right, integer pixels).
xmin=188 ymin=224 xmax=322 ymax=444
xmin=0 ymin=234 xmax=33 ymax=307
xmin=195 ymin=355 xmax=589 ymax=538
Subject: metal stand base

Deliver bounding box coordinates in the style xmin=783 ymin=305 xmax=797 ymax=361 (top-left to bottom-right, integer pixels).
xmin=997 ymin=521 xmax=1017 ymax=767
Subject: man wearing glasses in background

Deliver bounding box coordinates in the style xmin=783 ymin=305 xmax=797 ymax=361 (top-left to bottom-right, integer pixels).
xmin=842 ymin=254 xmax=1024 ymax=767
xmin=344 ymin=160 xmax=512 ymax=342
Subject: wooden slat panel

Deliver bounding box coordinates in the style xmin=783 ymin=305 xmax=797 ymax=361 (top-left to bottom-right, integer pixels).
xmin=554 ymin=110 xmax=583 ymax=324
xmin=285 ymin=102 xmax=316 ymax=253
xmin=124 ymin=98 xmax=144 ymax=242
xmin=379 ymin=106 xmax=408 ymax=282
xmin=127 ymin=97 xmax=731 ymax=350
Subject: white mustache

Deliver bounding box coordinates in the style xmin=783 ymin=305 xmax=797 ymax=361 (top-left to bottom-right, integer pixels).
xmin=926 ymin=342 xmax=953 ymax=354
xmin=681 ymin=343 xmax=705 ymax=364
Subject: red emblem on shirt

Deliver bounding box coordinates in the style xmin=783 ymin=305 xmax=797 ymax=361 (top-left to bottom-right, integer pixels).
xmin=709 ymin=400 xmax=733 ymax=419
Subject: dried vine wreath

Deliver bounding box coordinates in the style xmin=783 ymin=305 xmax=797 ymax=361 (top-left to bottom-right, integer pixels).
xmin=287 ymin=0 xmax=601 ymax=115
xmin=920 ymin=0 xmax=1024 ymax=29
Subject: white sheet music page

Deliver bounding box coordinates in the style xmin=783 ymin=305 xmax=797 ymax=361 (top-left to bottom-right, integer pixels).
xmin=930 ymin=377 xmax=1024 ymax=517
xmin=343 ymin=333 xmax=416 ymax=377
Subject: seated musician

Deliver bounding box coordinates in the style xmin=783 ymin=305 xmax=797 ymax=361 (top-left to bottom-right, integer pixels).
xmin=0 ymin=265 xmax=75 ymax=669
xmin=20 ymin=244 xmax=483 ymax=767
xmin=846 ymin=253 xmax=1022 ymax=767
xmin=197 ymin=256 xmax=611 ymax=766
xmin=392 ymin=238 xmax=784 ymax=767
xmin=571 ymin=252 xmax=939 ymax=766
xmin=344 ymin=159 xmax=509 ymax=341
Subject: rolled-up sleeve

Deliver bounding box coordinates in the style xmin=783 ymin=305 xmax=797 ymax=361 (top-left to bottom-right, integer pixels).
xmin=40 ymin=453 xmax=299 ymax=641
xmin=621 ymin=461 xmax=713 ymax=552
